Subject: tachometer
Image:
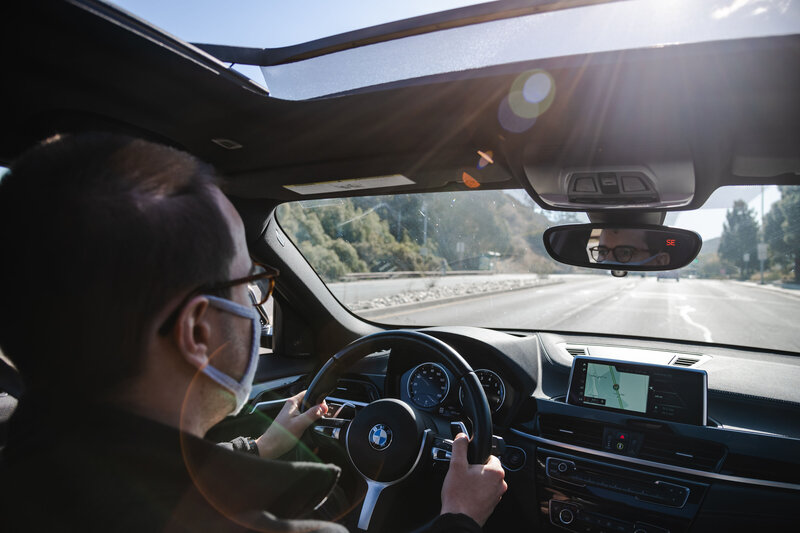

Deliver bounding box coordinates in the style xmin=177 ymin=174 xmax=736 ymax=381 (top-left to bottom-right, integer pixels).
xmin=407 ymin=362 xmax=450 ymax=408
xmin=460 ymin=369 xmax=505 ymax=412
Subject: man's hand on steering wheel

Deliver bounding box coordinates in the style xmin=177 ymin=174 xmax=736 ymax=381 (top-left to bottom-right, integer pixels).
xmin=300 ymin=330 xmax=504 ymax=531
xmin=441 ymin=433 xmax=507 ymax=527
xmin=255 ymin=390 xmax=328 ymax=459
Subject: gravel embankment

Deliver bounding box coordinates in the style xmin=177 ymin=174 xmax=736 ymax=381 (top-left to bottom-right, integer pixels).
xmin=348 ymin=277 xmax=556 ymax=312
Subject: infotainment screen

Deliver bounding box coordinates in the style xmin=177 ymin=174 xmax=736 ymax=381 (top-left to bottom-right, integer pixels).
xmin=567 ymin=357 xmax=707 ymax=425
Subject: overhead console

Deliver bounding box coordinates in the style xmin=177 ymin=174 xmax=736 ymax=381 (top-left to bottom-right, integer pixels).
xmin=522 ymin=130 xmax=695 ymax=210
xmin=525 ymin=160 xmax=695 ymax=210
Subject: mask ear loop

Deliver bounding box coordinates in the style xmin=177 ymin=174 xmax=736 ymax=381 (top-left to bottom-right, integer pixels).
xmin=200 ymin=295 xmax=261 ymax=415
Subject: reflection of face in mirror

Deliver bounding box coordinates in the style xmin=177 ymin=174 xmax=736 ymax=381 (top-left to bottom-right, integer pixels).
xmin=588 ymin=229 xmax=670 ymax=266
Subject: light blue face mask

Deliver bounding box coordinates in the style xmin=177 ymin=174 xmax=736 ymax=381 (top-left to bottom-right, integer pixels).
xmin=199 ymin=294 xmax=260 ymax=416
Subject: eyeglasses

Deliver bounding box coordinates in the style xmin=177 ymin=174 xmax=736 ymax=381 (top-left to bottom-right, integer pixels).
xmin=158 ymin=262 xmax=279 ymax=335
xmin=204 ymin=262 xmax=279 ymax=306
xmin=589 ymin=245 xmax=654 ymax=263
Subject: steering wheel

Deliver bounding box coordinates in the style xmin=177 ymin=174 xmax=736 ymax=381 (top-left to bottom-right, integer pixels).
xmin=302 ymin=330 xmax=492 ymax=531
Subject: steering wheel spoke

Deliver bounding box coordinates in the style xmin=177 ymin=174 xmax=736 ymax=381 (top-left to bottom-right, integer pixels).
xmin=357 ymin=479 xmax=387 ymax=531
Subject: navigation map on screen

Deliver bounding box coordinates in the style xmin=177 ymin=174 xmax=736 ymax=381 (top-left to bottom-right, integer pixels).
xmin=583 ymin=362 xmax=649 ymax=413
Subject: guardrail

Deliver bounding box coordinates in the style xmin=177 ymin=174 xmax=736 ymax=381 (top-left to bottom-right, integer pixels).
xmin=340 ymin=270 xmax=492 ymax=281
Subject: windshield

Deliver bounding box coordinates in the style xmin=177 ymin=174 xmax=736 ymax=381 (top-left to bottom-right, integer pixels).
xmin=276 ymin=185 xmax=800 ymax=354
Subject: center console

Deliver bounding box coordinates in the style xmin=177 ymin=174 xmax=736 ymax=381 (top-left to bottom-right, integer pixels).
xmin=529 ymin=357 xmax=714 ymax=532
xmin=538 ymin=447 xmax=708 ymax=533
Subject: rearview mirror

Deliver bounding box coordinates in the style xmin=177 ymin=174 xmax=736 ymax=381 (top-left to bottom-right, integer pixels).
xmin=543 ymin=224 xmax=702 ymax=271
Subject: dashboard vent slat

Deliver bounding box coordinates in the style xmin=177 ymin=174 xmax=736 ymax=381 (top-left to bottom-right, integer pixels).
xmin=538 ymin=415 xmax=725 ymax=472
xmin=638 ymin=434 xmax=726 ymax=471
xmin=539 ymin=414 xmax=603 ymax=449
xmin=672 ymin=356 xmax=700 ymax=367
xmin=565 ymin=346 xmax=588 ymax=357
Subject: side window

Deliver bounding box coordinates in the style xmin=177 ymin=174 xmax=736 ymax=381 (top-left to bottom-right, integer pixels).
xmin=0 ymin=166 xmax=7 ymax=182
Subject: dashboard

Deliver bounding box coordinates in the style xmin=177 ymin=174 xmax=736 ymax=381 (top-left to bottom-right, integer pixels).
xmin=327 ymin=326 xmax=800 ymax=532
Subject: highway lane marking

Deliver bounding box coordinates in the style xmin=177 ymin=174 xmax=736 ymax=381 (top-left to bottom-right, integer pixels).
xmin=678 ymin=305 xmax=713 ymax=343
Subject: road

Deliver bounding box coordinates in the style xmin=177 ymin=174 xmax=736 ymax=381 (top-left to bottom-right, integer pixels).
xmin=353 ymin=275 xmax=800 ymax=353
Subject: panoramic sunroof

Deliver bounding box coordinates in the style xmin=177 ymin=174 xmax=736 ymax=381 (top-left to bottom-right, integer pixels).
xmin=109 ymin=0 xmax=489 ymax=48
xmin=110 ymin=0 xmax=799 ymax=101
xmin=258 ymin=0 xmax=799 ymax=100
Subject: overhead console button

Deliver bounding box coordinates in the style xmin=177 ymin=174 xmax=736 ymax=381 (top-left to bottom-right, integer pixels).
xmin=622 ymin=175 xmax=648 ymax=192
xmin=573 ymin=175 xmax=598 ymax=192
xmin=598 ymin=172 xmax=620 ymax=194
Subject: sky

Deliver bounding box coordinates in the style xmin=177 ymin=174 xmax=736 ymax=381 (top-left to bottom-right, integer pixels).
xmin=670 ymin=185 xmax=780 ymax=240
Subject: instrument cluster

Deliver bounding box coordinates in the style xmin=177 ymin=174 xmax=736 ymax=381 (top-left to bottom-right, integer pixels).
xmin=405 ymin=362 xmax=506 ymax=413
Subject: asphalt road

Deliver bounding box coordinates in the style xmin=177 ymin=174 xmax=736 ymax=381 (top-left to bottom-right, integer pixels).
xmin=357 ymin=275 xmax=800 ymax=354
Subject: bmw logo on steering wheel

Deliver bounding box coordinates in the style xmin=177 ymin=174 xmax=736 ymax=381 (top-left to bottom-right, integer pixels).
xmin=368 ymin=424 xmax=392 ymax=450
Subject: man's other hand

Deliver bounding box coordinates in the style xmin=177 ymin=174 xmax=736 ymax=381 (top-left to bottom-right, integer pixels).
xmin=440 ymin=433 xmax=507 ymax=526
xmin=255 ymin=390 xmax=327 ymax=459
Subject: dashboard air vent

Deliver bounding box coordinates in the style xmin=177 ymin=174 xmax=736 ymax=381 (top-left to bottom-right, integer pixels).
xmin=565 ymin=345 xmax=588 ymax=357
xmin=671 ymin=356 xmax=700 ymax=367
xmin=638 ymin=433 xmax=726 ymax=472
xmin=539 ymin=414 xmax=603 ymax=449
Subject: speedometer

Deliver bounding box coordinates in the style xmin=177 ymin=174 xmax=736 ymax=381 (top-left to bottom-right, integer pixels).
xmin=460 ymin=369 xmax=506 ymax=412
xmin=407 ymin=362 xmax=450 ymax=408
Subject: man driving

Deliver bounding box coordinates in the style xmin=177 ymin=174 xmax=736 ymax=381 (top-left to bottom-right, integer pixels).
xmin=0 ymin=133 xmax=506 ymax=532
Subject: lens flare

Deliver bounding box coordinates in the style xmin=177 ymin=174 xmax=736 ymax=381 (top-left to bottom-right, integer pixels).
xmin=497 ymin=94 xmax=536 ymax=133
xmin=477 ymin=150 xmax=494 ymax=169
xmin=462 ymin=172 xmax=481 ymax=189
xmin=498 ymin=69 xmax=556 ymax=133
xmin=509 ymin=69 xmax=555 ymax=119
xmin=523 ymin=71 xmax=553 ymax=104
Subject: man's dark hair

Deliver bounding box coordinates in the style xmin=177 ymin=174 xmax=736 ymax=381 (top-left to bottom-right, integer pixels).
xmin=0 ymin=133 xmax=235 ymax=401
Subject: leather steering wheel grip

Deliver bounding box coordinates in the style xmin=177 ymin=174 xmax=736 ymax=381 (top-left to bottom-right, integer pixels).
xmin=301 ymin=329 xmax=492 ymax=465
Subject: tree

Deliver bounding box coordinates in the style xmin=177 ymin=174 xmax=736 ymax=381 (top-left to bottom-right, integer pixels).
xmin=765 ymin=186 xmax=800 ymax=283
xmin=718 ymin=199 xmax=759 ymax=280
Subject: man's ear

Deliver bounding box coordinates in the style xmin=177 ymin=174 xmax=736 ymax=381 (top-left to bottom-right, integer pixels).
xmin=174 ymin=295 xmax=212 ymax=370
